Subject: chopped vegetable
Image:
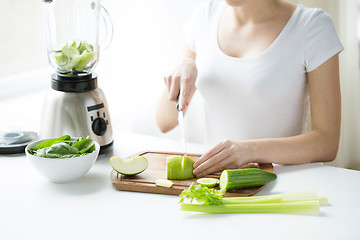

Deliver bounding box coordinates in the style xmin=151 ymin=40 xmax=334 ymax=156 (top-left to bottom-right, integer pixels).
xmin=196 ymin=178 xmax=220 ymax=187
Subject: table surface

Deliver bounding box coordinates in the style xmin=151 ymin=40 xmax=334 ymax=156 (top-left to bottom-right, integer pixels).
xmin=1 ymin=131 xmax=359 ymax=240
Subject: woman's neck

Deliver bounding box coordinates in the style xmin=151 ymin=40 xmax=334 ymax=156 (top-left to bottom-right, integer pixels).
xmin=230 ymin=0 xmax=281 ymax=24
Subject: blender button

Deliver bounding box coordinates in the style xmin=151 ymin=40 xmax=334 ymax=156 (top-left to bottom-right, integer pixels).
xmin=106 ymin=120 xmax=108 ymax=125
xmin=103 ymin=112 xmax=106 ymax=118
xmin=97 ymin=111 xmax=100 ymax=117
xmin=91 ymin=116 xmax=94 ymax=121
xmin=92 ymin=118 xmax=107 ymax=136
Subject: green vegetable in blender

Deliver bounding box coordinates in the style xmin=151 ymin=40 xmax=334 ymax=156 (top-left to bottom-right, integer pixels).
xmin=28 ymin=135 xmax=95 ymax=158
xmin=53 ymin=40 xmax=95 ymax=72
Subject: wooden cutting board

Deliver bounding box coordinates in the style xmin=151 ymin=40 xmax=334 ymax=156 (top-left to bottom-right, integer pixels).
xmin=110 ymin=151 xmax=274 ymax=197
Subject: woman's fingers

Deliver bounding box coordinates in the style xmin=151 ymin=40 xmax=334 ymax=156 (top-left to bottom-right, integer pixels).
xmin=169 ymin=75 xmax=180 ymax=101
xmin=179 ymin=76 xmax=192 ymax=111
xmin=194 ymin=139 xmax=231 ymax=168
xmin=164 ymin=58 xmax=197 ymax=107
xmin=197 ymin=157 xmax=234 ymax=177
xmin=193 ymin=149 xmax=231 ymax=177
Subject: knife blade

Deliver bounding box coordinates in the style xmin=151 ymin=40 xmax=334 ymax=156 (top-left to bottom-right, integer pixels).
xmin=177 ymin=95 xmax=187 ymax=157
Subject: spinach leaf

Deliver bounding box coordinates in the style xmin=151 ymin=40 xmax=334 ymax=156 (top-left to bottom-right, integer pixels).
xmin=72 ymin=138 xmax=95 ymax=154
xmin=36 ymin=135 xmax=71 ymax=150
xmin=34 ymin=142 xmax=80 ymax=158
xmin=29 ymin=135 xmax=96 ymax=158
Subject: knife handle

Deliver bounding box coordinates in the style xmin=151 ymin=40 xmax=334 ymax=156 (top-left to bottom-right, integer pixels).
xmin=176 ymin=92 xmax=181 ymax=112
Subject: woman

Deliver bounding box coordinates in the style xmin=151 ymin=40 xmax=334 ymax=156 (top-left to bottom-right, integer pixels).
xmin=156 ymin=0 xmax=343 ymax=177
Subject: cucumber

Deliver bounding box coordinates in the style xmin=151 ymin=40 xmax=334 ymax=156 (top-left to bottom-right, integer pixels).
xmin=196 ymin=178 xmax=219 ymax=187
xmin=220 ymin=168 xmax=277 ymax=191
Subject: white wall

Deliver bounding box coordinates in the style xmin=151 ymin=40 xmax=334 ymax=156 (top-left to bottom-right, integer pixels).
xmin=96 ymin=0 xmax=207 ymax=143
xmin=0 ymin=0 xmax=208 ymax=144
xmin=0 ymin=0 xmax=48 ymax=76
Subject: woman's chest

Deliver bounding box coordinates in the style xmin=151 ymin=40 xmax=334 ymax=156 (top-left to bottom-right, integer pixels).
xmin=195 ymin=45 xmax=307 ymax=107
xmin=217 ymin=8 xmax=295 ymax=59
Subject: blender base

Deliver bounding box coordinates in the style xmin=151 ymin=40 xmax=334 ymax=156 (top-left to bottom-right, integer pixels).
xmin=100 ymin=140 xmax=114 ymax=155
xmin=40 ymin=73 xmax=114 ymax=152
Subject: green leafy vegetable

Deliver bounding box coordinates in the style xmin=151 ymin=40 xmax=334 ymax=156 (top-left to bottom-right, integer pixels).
xmin=179 ymin=184 xmax=224 ymax=205
xmin=178 ymin=185 xmax=328 ymax=215
xmin=36 ymin=135 xmax=71 ymax=150
xmin=72 ymin=138 xmax=95 ymax=154
xmin=28 ymin=135 xmax=95 ymax=159
xmin=34 ymin=142 xmax=80 ymax=158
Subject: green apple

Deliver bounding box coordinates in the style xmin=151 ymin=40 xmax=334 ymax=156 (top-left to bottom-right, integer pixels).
xmin=166 ymin=155 xmax=195 ymax=180
xmin=74 ymin=51 xmax=95 ymax=71
xmin=155 ymin=179 xmax=173 ymax=188
xmin=110 ymin=156 xmax=148 ymax=176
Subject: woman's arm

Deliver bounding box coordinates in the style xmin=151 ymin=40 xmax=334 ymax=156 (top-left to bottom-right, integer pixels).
xmin=193 ymin=54 xmax=341 ymax=177
xmin=156 ymin=47 xmax=197 ymax=133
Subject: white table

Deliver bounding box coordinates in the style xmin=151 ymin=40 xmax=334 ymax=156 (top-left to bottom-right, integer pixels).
xmin=0 ymin=131 xmax=359 ymax=240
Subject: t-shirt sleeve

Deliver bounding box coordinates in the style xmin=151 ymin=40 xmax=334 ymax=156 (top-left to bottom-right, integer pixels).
xmin=183 ymin=10 xmax=198 ymax=53
xmin=304 ymin=9 xmax=343 ymax=72
xmin=183 ymin=2 xmax=209 ymax=53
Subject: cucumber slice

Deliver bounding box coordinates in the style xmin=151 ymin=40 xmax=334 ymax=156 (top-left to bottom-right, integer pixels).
xmin=110 ymin=156 xmax=148 ymax=176
xmin=155 ymin=179 xmax=173 ymax=188
xmin=196 ymin=178 xmax=220 ymax=187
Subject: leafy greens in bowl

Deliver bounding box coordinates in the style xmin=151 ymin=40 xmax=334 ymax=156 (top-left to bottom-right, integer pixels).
xmin=27 ymin=135 xmax=95 ymax=158
xmin=25 ymin=135 xmax=100 ymax=183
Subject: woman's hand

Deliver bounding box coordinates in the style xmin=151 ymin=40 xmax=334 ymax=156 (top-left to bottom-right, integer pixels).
xmin=193 ymin=139 xmax=253 ymax=177
xmin=164 ymin=58 xmax=197 ymax=111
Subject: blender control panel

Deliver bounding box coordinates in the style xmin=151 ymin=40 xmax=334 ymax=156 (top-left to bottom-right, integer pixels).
xmin=87 ymin=103 xmax=109 ymax=136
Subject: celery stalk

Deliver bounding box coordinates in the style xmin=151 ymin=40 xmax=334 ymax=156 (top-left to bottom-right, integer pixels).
xmin=281 ymin=196 xmax=328 ymax=206
xmin=181 ymin=201 xmax=320 ymax=215
xmin=222 ymin=195 xmax=284 ymax=204
xmin=222 ymin=195 xmax=328 ymax=206
xmin=240 ymin=190 xmax=317 ymax=200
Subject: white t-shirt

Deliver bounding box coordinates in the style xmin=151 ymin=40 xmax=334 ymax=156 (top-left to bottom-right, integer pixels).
xmin=184 ymin=0 xmax=343 ymax=145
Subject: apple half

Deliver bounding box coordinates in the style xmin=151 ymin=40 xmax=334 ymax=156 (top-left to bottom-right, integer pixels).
xmin=110 ymin=156 xmax=148 ymax=176
xmin=166 ymin=155 xmax=195 ymax=180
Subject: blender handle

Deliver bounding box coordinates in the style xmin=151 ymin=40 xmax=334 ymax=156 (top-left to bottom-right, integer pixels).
xmin=100 ymin=4 xmax=113 ymax=50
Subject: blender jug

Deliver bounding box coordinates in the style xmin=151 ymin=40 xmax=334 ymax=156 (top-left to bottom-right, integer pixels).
xmin=43 ymin=0 xmax=112 ymax=74
xmin=40 ymin=0 xmax=114 ymax=154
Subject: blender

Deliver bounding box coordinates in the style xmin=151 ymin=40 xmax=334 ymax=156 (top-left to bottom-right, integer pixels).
xmin=40 ymin=0 xmax=114 ymax=154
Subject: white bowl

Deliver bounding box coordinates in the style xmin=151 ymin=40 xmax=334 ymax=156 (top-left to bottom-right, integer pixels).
xmin=25 ymin=138 xmax=100 ymax=183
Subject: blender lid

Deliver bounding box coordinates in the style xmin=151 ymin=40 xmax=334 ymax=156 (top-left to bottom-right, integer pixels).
xmin=0 ymin=131 xmax=38 ymax=154
xmin=51 ymin=72 xmax=98 ymax=92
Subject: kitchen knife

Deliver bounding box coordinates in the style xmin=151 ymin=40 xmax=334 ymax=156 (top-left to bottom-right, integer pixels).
xmin=177 ymin=94 xmax=188 ymax=157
